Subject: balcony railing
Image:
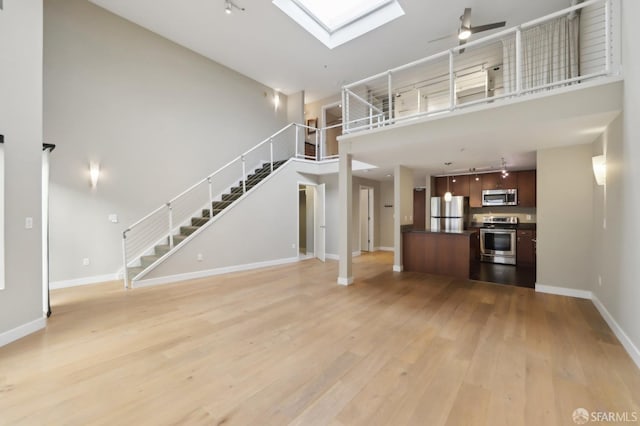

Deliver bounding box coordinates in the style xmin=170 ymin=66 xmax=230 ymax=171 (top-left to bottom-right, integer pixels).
xmin=342 ymin=0 xmax=619 ymax=134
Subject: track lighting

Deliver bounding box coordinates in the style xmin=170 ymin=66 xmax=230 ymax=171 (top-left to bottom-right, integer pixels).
xmin=500 ymin=157 xmax=509 ymax=179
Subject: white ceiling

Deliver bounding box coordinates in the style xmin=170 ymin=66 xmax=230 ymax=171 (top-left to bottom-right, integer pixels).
xmin=88 ymin=0 xmax=572 ymax=102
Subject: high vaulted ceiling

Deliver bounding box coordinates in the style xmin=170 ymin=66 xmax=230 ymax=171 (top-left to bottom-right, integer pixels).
xmin=89 ymin=0 xmax=571 ymax=102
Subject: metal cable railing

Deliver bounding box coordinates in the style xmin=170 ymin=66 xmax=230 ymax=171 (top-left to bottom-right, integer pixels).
xmin=343 ymin=0 xmax=618 ymax=134
xmin=121 ymin=119 xmax=359 ymax=288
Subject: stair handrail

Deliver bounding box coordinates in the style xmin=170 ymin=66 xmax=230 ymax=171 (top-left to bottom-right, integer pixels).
xmin=123 ymin=122 xmax=296 ymax=237
xmin=121 ymin=118 xmax=370 ymax=287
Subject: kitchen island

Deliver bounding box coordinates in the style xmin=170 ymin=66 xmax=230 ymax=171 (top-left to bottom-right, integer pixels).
xmin=402 ymin=227 xmax=479 ymax=279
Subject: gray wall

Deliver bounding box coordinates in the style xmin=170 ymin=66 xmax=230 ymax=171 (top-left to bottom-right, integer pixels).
xmin=537 ymin=144 xmax=594 ymax=290
xmin=590 ymin=0 xmax=640 ymax=357
xmin=44 ymin=0 xmax=288 ymax=284
xmin=0 ymin=0 xmax=44 ymax=333
xmin=379 ymin=180 xmax=395 ymax=248
xmin=321 ymin=174 xmax=381 ymax=256
xmin=141 ymin=162 xmax=316 ymax=282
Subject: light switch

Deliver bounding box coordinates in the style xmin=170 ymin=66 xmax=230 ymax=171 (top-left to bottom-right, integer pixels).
xmin=108 ymin=214 xmax=119 ymax=223
xmin=25 ymin=217 xmax=33 ymax=229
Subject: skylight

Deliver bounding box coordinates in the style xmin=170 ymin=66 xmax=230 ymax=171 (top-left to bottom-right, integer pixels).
xmin=273 ymin=0 xmax=404 ymax=49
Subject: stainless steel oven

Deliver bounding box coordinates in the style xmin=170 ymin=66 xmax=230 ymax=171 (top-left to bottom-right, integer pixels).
xmin=480 ymin=216 xmax=518 ymax=265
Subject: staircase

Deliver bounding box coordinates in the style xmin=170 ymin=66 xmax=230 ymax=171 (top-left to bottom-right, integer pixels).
xmin=126 ymin=160 xmax=288 ymax=281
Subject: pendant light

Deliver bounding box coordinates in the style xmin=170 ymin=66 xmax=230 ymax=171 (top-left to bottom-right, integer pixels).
xmin=444 ymin=175 xmax=453 ymax=202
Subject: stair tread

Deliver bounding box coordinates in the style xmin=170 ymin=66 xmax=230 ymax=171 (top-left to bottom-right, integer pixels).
xmin=128 ymin=158 xmax=289 ymax=281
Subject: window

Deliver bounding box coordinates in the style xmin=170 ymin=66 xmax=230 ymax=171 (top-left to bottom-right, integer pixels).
xmin=273 ymin=0 xmax=404 ymax=49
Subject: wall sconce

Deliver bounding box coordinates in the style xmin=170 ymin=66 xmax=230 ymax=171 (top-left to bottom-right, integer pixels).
xmin=89 ymin=162 xmax=100 ymax=188
xmin=273 ymin=92 xmax=280 ymax=110
xmin=592 ymin=155 xmax=606 ymax=186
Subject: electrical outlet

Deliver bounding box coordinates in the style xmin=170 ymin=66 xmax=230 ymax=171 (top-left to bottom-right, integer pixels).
xmin=82 ymin=258 xmax=90 ymax=266
xmin=526 ymin=214 xmax=532 ymax=221
xmin=197 ymin=253 xmax=203 ymax=262
xmin=25 ymin=217 xmax=33 ymax=229
xmin=291 ymin=243 xmax=296 ymax=249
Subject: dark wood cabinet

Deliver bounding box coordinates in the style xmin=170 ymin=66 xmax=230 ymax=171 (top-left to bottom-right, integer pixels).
xmin=469 ymin=176 xmax=482 ymax=207
xmin=516 ymin=230 xmax=535 ymax=266
xmin=402 ymin=230 xmax=475 ymax=279
xmin=434 ymin=176 xmax=469 ymax=197
xmin=517 ymin=170 xmax=536 ymax=207
xmin=413 ymin=189 xmax=426 ymax=230
xmin=434 ymin=177 xmax=448 ymax=197
xmin=451 ymin=175 xmax=470 ymax=197
xmin=435 ymin=170 xmax=536 ymax=208
xmin=468 ymin=227 xmax=481 ymax=261
xmin=481 ymin=172 xmax=517 ymax=190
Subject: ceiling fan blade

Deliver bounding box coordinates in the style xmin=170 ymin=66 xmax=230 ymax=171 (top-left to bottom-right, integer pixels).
xmin=461 ymin=8 xmax=472 ymax=28
xmin=470 ymin=21 xmax=506 ymax=34
xmin=428 ymin=33 xmax=457 ymax=43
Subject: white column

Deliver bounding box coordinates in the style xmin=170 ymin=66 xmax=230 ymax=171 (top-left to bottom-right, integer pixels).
xmin=393 ymin=165 xmax=413 ymax=272
xmin=338 ymin=151 xmax=353 ymax=285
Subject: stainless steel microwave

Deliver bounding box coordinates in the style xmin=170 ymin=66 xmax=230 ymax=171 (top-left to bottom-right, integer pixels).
xmin=482 ymin=189 xmax=517 ymax=206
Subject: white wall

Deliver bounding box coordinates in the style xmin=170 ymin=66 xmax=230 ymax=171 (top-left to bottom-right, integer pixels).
xmin=0 ymin=0 xmax=45 ymax=337
xmin=44 ymin=0 xmax=288 ymax=285
xmin=321 ymin=174 xmax=381 ymax=257
xmin=379 ymin=180 xmax=395 ymax=248
xmin=589 ymin=0 xmax=640 ymax=362
xmin=537 ymin=144 xmax=594 ymax=290
xmin=393 ymin=166 xmax=413 ymax=269
xmin=141 ymin=162 xmax=316 ymax=283
xmin=287 ymin=91 xmax=305 ymax=125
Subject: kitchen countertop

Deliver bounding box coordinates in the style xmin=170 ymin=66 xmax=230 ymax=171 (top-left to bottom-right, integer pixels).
xmin=402 ymin=228 xmax=477 ymax=236
xmin=469 ymin=222 xmax=537 ymax=230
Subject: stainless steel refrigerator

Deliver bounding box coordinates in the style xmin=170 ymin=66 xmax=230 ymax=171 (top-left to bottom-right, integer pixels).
xmin=430 ymin=196 xmax=468 ymax=231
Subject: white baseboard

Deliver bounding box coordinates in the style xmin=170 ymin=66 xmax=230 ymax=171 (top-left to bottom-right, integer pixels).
xmin=324 ymin=251 xmax=361 ymax=261
xmin=536 ymin=283 xmax=640 ymax=370
xmin=534 ymin=283 xmax=593 ymax=299
xmin=50 ymin=273 xmax=120 ymax=290
xmin=337 ymin=276 xmax=353 ymax=286
xmin=0 ymin=317 xmax=47 ymax=348
xmin=591 ymin=295 xmax=640 ymax=370
xmin=393 ymin=264 xmax=403 ymax=272
xmin=133 ymin=257 xmax=300 ymax=288
xmin=376 ymin=246 xmax=394 ymax=252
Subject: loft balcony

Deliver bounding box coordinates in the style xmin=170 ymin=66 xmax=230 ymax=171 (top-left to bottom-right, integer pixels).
xmin=340 ymin=0 xmax=621 ymax=136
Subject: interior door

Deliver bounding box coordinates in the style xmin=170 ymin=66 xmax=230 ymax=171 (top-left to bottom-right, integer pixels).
xmin=315 ymin=184 xmax=326 ymax=262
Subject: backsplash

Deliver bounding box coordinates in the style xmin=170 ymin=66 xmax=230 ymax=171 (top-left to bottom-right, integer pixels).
xmin=470 ymin=206 xmax=537 ymax=223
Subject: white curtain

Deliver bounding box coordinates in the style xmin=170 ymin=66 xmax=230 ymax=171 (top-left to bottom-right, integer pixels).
xmin=503 ymin=14 xmax=580 ymax=93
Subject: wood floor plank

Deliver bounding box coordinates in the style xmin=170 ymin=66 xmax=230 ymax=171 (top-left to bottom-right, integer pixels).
xmin=0 ymin=253 xmax=638 ymax=425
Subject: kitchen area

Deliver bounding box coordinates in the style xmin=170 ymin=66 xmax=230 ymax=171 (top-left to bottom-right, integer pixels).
xmin=404 ymin=169 xmax=536 ymax=288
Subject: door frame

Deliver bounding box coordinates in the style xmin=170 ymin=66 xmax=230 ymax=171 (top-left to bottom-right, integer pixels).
xmin=320 ymin=101 xmax=342 ymax=160
xmin=359 ymin=185 xmax=375 ymax=253
xmin=296 ymin=181 xmax=325 ymax=261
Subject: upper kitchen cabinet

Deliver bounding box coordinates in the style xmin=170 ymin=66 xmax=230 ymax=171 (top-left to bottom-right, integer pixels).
xmin=434 ymin=176 xmax=470 ymax=197
xmin=469 ymin=176 xmax=482 ymax=207
xmin=517 ymin=170 xmax=536 ymax=207
xmin=434 ymin=177 xmax=448 ymax=197
xmin=481 ymin=172 xmax=517 ymax=190
xmin=451 ymin=175 xmax=470 ymax=197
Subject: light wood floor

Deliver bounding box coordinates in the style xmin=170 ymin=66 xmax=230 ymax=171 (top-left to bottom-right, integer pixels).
xmin=1 ymin=252 xmax=639 ymax=425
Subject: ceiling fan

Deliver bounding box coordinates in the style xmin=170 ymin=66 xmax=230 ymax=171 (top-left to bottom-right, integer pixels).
xmin=429 ymin=8 xmax=506 ymax=51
